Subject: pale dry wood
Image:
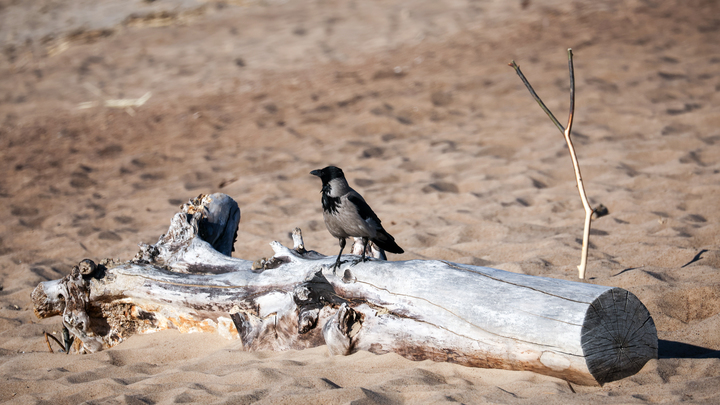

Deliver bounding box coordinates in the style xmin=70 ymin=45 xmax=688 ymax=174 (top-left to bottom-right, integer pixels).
xmin=31 ymin=193 xmax=656 ymax=386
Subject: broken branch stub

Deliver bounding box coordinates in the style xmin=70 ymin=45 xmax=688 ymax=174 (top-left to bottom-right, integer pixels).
xmin=31 ymin=193 xmax=657 ymax=386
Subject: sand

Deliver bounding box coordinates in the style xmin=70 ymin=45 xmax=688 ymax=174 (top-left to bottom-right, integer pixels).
xmin=1 ymin=0 xmax=720 ymax=403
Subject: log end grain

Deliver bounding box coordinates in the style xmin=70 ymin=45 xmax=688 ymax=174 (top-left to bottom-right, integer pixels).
xmin=581 ymin=287 xmax=658 ymax=385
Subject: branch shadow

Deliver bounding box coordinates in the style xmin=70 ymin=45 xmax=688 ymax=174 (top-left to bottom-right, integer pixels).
xmin=681 ymin=249 xmax=708 ymax=268
xmin=611 ymin=266 xmax=642 ymax=277
xmin=658 ymin=339 xmax=720 ymax=359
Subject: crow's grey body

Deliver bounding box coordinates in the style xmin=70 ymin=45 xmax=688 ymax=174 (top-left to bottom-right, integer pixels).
xmin=321 ymin=180 xmax=377 ymax=239
xmin=311 ymin=166 xmax=403 ymax=270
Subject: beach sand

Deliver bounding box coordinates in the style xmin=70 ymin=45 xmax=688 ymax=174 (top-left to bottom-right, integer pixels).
xmin=1 ymin=0 xmax=719 ymax=403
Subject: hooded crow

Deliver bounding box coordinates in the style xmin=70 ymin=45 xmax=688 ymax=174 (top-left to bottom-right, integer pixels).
xmin=310 ymin=166 xmax=404 ymax=270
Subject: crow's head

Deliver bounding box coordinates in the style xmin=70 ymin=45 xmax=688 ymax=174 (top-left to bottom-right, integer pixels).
xmin=310 ymin=166 xmax=345 ymax=185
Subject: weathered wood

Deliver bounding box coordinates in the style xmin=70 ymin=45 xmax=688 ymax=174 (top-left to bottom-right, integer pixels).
xmin=31 ymin=193 xmax=657 ymax=386
xmin=581 ymin=288 xmax=659 ymax=385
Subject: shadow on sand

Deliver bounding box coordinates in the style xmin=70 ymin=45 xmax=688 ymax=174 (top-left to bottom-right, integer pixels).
xmin=658 ymin=340 xmax=720 ymax=359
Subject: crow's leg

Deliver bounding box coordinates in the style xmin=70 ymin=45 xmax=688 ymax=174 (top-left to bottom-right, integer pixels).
xmin=333 ymin=238 xmax=346 ymax=271
xmin=348 ymin=237 xmax=370 ymax=267
xmin=361 ymin=237 xmax=370 ymax=262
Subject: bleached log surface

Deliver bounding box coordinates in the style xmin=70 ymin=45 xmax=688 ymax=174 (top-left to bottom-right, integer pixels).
xmin=32 ymin=193 xmax=657 ymax=386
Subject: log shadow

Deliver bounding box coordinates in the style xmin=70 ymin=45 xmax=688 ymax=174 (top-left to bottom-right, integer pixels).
xmin=658 ymin=340 xmax=720 ymax=359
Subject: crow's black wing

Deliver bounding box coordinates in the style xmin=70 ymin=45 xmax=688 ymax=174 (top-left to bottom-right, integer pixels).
xmin=347 ymin=194 xmax=382 ymax=225
xmin=347 ymin=194 xmax=403 ymax=254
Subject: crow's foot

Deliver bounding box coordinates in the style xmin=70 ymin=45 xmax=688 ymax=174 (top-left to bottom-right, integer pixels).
xmin=331 ymin=259 xmax=349 ymax=272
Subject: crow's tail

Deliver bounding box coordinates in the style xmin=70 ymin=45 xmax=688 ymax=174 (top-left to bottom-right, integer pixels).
xmin=372 ymin=228 xmax=404 ymax=254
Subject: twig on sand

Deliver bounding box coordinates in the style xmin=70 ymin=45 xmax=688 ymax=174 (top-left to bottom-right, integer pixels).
xmin=509 ymin=49 xmax=594 ymax=279
xmin=43 ymin=332 xmax=54 ymax=353
xmin=44 ymin=332 xmax=65 ymax=353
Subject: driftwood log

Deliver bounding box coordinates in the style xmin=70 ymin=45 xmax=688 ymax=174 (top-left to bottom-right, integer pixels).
xmin=32 ymin=193 xmax=657 ymax=386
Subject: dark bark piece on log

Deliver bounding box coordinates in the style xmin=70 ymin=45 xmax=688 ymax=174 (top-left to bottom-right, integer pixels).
xmin=30 ymin=192 xmax=658 ymax=386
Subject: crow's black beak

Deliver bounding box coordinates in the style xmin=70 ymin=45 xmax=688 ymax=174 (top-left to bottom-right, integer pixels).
xmin=310 ymin=169 xmax=322 ymax=177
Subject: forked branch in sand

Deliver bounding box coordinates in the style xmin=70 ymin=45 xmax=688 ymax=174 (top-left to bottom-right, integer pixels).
xmin=509 ymin=49 xmax=595 ymax=279
xmin=32 ymin=193 xmax=657 ymax=386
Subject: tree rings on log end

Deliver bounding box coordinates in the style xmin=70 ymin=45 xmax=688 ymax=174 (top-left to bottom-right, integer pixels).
xmin=581 ymin=287 xmax=658 ymax=386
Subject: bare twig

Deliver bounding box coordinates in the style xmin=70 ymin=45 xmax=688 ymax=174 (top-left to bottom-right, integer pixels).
xmin=44 ymin=332 xmax=66 ymax=353
xmin=44 ymin=332 xmax=54 ymax=353
xmin=509 ymin=49 xmax=594 ymax=279
xmin=508 ymin=61 xmax=566 ymax=135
